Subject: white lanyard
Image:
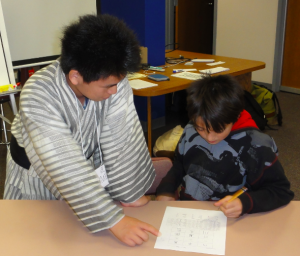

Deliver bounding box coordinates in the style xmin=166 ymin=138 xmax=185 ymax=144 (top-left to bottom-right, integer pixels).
xmin=70 ymin=92 xmax=109 ymax=187
xmin=93 ymin=102 xmax=109 ymax=187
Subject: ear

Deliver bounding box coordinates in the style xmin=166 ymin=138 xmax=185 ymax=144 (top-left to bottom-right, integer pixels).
xmin=68 ymin=70 xmax=82 ymax=86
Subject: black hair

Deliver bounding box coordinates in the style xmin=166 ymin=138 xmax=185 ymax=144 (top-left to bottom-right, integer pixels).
xmin=60 ymin=14 xmax=141 ymax=83
xmin=186 ymin=75 xmax=244 ymax=133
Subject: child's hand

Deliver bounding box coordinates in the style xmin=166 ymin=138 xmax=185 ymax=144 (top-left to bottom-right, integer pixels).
xmin=214 ymin=196 xmax=243 ymax=218
xmin=109 ymin=216 xmax=161 ymax=247
xmin=120 ymin=195 xmax=150 ymax=207
xmin=156 ymin=195 xmax=176 ymax=201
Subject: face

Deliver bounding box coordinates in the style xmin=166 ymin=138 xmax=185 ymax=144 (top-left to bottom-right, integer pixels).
xmin=67 ymin=70 xmax=123 ymax=102
xmin=194 ymin=116 xmax=233 ymax=145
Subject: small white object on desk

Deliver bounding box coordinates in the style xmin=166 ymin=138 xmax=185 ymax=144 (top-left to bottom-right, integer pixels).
xmin=129 ymin=79 xmax=158 ymax=89
xmin=148 ymin=67 xmax=165 ymax=72
xmin=207 ymin=61 xmax=226 ymax=66
xmin=171 ymin=72 xmax=204 ymax=80
xmin=173 ymin=69 xmax=197 ymax=72
xmin=199 ymin=67 xmax=230 ymax=74
xmin=184 ymin=62 xmax=194 ymax=65
xmin=192 ymin=59 xmax=215 ymax=63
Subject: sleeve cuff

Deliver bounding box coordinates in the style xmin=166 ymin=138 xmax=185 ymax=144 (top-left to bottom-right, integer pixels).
xmin=239 ymin=192 xmax=253 ymax=215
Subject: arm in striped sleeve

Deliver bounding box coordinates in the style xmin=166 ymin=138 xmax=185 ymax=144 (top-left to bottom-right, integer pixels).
xmin=100 ymin=78 xmax=156 ymax=203
xmin=19 ymin=87 xmax=125 ymax=233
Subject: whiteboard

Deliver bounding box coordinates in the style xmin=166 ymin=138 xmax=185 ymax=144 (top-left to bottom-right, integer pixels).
xmin=216 ymin=0 xmax=278 ymax=84
xmin=1 ymin=0 xmax=96 ymax=68
xmin=0 ymin=39 xmax=10 ymax=85
xmin=0 ymin=1 xmax=15 ymax=85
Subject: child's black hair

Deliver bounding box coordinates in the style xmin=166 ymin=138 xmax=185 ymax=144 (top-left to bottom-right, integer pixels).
xmin=60 ymin=14 xmax=141 ymax=83
xmin=187 ymin=75 xmax=244 ymax=133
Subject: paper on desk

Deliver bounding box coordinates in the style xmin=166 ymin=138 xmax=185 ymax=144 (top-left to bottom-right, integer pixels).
xmin=199 ymin=67 xmax=230 ymax=74
xmin=127 ymin=73 xmax=147 ymax=80
xmin=129 ymin=79 xmax=158 ymax=89
xmin=173 ymin=68 xmax=197 ymax=72
xmin=171 ymin=72 xmax=205 ymax=80
xmin=206 ymin=61 xmax=225 ymax=66
xmin=192 ymin=59 xmax=215 ymax=62
xmin=155 ymin=206 xmax=227 ymax=255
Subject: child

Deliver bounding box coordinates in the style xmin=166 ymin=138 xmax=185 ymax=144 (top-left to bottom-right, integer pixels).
xmin=5 ymin=14 xmax=159 ymax=246
xmin=156 ymin=75 xmax=294 ymax=218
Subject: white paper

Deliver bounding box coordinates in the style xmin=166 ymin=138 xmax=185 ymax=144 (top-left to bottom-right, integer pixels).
xmin=155 ymin=206 xmax=227 ymax=255
xmin=199 ymin=67 xmax=230 ymax=74
xmin=184 ymin=61 xmax=194 ymax=65
xmin=171 ymin=71 xmax=205 ymax=80
xmin=207 ymin=61 xmax=226 ymax=66
xmin=129 ymin=79 xmax=158 ymax=89
xmin=173 ymin=68 xmax=197 ymax=72
xmin=127 ymin=73 xmax=147 ymax=80
xmin=192 ymin=59 xmax=215 ymax=62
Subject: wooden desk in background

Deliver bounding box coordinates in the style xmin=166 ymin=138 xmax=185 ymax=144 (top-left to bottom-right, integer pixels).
xmin=132 ymin=50 xmax=265 ymax=155
xmin=0 ymin=200 xmax=298 ymax=256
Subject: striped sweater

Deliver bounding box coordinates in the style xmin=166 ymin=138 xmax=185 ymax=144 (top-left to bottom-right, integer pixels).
xmin=4 ymin=60 xmax=155 ymax=232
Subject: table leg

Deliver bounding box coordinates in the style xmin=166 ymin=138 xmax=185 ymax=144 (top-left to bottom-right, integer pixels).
xmin=147 ymin=96 xmax=152 ymax=156
xmin=234 ymin=72 xmax=252 ymax=92
xmin=9 ymin=94 xmax=18 ymax=115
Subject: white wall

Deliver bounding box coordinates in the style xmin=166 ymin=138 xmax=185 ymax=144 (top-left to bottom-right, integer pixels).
xmin=216 ymin=0 xmax=279 ymax=84
xmin=1 ymin=0 xmax=96 ymax=66
xmin=0 ymin=1 xmax=15 ymax=85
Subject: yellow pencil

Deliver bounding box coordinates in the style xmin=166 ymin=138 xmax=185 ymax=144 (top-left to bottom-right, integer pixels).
xmin=227 ymin=186 xmax=248 ymax=202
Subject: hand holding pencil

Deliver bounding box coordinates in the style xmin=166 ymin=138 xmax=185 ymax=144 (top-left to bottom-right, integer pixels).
xmin=214 ymin=186 xmax=248 ymax=218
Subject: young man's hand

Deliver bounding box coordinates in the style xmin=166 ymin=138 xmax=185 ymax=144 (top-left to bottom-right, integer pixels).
xmin=214 ymin=196 xmax=243 ymax=218
xmin=109 ymin=216 xmax=161 ymax=247
xmin=156 ymin=195 xmax=176 ymax=201
xmin=120 ymin=195 xmax=150 ymax=207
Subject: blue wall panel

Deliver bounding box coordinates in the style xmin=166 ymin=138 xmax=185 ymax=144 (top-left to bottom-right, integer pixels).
xmin=101 ymin=0 xmax=166 ymax=124
xmin=144 ymin=0 xmax=165 ymax=66
xmin=101 ymin=0 xmax=146 ymax=45
xmin=101 ymin=0 xmax=165 ymax=65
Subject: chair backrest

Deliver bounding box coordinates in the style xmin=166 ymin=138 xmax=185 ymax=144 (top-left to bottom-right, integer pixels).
xmin=146 ymin=157 xmax=173 ymax=195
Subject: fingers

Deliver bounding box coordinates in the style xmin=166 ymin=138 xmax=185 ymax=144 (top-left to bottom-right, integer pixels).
xmin=219 ymin=198 xmax=243 ymax=218
xmin=128 ymin=234 xmax=147 ymax=247
xmin=135 ymin=227 xmax=150 ymax=242
xmin=120 ymin=224 xmax=150 ymax=247
xmin=139 ymin=221 xmax=161 ymax=237
xmin=124 ymin=236 xmax=144 ymax=247
xmin=213 ymin=196 xmax=232 ymax=207
xmin=125 ymin=238 xmax=139 ymax=247
xmin=110 ymin=216 xmax=160 ymax=247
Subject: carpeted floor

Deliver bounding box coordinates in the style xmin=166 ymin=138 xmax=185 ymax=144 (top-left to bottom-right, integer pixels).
xmin=1 ymin=91 xmax=299 ymax=200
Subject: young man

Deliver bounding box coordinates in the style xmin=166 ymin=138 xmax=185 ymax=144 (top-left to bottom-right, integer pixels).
xmin=156 ymin=75 xmax=294 ymax=218
xmin=5 ymin=14 xmax=159 ymax=246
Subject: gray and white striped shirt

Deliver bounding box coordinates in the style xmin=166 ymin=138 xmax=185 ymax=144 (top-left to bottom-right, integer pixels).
xmin=5 ymin=60 xmax=155 ymax=232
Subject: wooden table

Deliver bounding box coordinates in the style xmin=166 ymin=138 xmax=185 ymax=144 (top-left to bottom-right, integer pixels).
xmin=132 ymin=50 xmax=265 ymax=155
xmin=0 ymin=200 xmax=298 ymax=256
